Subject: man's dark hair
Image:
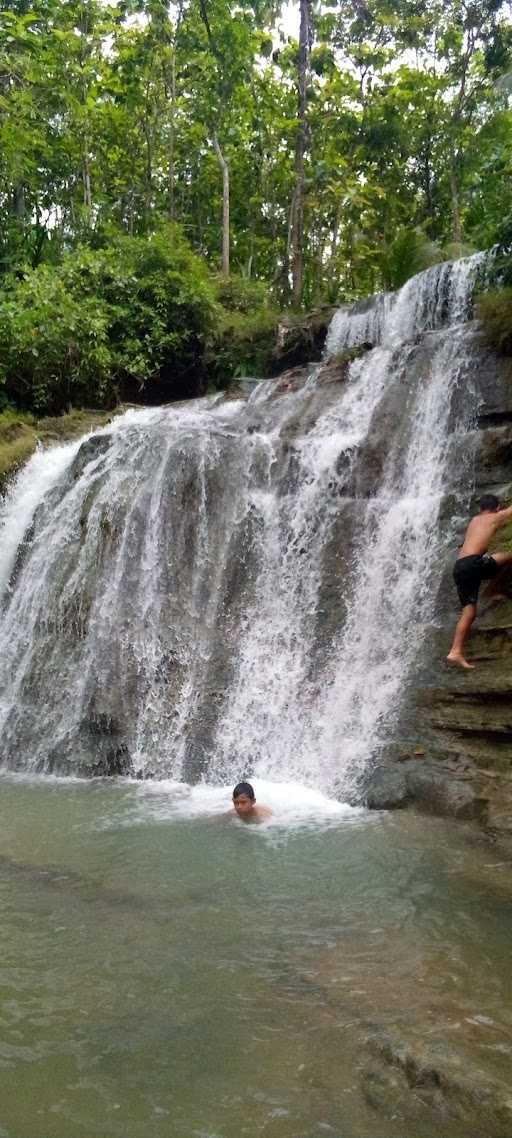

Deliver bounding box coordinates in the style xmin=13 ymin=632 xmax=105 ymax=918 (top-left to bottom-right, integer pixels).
xmin=233 ymin=781 xmax=255 ymax=800
xmin=479 ymin=494 xmax=500 ymax=512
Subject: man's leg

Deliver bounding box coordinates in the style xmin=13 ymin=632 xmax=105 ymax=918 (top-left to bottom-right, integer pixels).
xmin=447 ymin=603 xmax=477 ymax=669
xmin=483 ymin=551 xmax=512 ymax=600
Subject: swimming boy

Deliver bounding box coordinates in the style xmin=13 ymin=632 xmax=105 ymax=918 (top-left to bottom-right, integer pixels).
xmin=447 ymin=495 xmax=512 ymax=669
xmin=232 ymin=781 xmax=272 ymax=822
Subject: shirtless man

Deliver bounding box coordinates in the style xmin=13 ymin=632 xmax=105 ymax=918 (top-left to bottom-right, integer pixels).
xmin=232 ymin=781 xmax=272 ymax=822
xmin=447 ymin=495 xmax=512 ymax=669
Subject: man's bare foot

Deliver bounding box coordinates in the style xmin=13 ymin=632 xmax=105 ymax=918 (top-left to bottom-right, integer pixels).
xmin=446 ymin=653 xmax=475 ymax=670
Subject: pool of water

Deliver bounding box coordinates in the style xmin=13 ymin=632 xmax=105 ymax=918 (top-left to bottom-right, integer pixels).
xmin=0 ymin=775 xmax=511 ymax=1138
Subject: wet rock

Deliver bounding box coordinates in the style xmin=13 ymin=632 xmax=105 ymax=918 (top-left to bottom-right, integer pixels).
xmin=367 ymin=756 xmax=489 ymax=821
xmin=383 ymin=337 xmax=512 ymax=833
xmin=45 ymin=713 xmax=133 ymax=778
xmin=364 ymin=1028 xmax=512 ymax=1138
xmin=271 ymin=365 xmax=311 ymax=394
xmin=477 ymin=424 xmax=512 ymax=485
xmin=404 ymin=760 xmax=489 ymax=821
xmin=70 ymin=433 xmax=112 ymax=480
xmin=366 ymin=766 xmax=411 ymax=809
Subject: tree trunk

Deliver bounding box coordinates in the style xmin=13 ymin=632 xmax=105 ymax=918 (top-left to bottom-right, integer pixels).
xmin=83 ymin=147 xmax=92 ymax=211
xmin=290 ymin=0 xmax=312 ymax=308
xmin=450 ymin=161 xmax=462 ymax=244
xmin=213 ymin=132 xmax=229 ymax=278
xmin=168 ymin=48 xmax=176 ymax=220
xmin=167 ymin=3 xmax=184 ymax=222
xmin=13 ymin=183 xmax=25 ymax=220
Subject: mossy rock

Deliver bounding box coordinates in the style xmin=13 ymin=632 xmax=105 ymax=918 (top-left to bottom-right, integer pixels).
xmin=0 ymin=408 xmax=118 ymax=495
xmin=0 ymin=427 xmax=37 ymax=493
xmin=271 ymin=307 xmax=336 ymax=372
xmin=476 ymin=288 xmax=512 ymax=356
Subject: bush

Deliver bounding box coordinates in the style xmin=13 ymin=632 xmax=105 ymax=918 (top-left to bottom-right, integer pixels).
xmin=476 ymin=288 xmax=512 ymax=355
xmin=0 ymin=225 xmax=216 ymax=414
xmin=213 ymin=274 xmax=270 ymax=314
xmin=443 ymin=241 xmax=478 ymax=262
xmin=209 ymin=306 xmax=280 ymax=385
xmin=0 ymin=268 xmax=112 ymax=412
xmin=484 ymin=238 xmax=512 ymax=290
xmin=382 ymin=228 xmax=443 ymax=290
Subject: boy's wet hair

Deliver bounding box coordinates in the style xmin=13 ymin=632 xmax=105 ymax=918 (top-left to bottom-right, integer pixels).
xmin=233 ymin=781 xmax=255 ymax=800
xmin=479 ymin=494 xmax=500 ymax=512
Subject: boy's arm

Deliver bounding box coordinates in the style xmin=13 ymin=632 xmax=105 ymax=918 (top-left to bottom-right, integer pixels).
xmin=496 ymin=506 xmax=512 ymax=526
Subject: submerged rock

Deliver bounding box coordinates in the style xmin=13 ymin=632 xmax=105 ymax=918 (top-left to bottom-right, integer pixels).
xmin=363 ymin=1028 xmax=512 ymax=1137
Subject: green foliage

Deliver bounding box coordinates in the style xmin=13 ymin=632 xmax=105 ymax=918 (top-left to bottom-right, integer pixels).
xmin=207 ymin=272 xmax=278 ymax=383
xmin=210 ymin=306 xmax=280 ymax=385
xmin=0 ymin=227 xmax=216 ymax=413
xmin=0 ymin=0 xmax=512 ymax=351
xmin=0 ymin=268 xmax=112 ymax=412
xmin=382 ymin=228 xmax=443 ymax=290
xmin=213 ymin=274 xmax=269 ymax=313
xmin=476 ymin=288 xmax=512 ymax=355
xmin=485 ymin=231 xmax=512 ymax=289
xmin=443 ymin=242 xmax=478 ymax=262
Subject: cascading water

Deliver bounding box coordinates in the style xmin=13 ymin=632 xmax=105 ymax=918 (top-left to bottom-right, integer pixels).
xmin=0 ymin=254 xmax=486 ymax=795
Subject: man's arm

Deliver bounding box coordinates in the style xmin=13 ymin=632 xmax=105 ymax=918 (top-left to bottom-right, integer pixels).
xmin=496 ymin=506 xmax=512 ymax=526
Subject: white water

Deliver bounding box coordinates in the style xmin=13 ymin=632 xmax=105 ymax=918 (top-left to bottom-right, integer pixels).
xmin=0 ymin=440 xmax=82 ymax=595
xmin=0 ymin=255 xmax=485 ymax=797
xmin=326 ymin=252 xmax=486 ymax=353
xmin=309 ymin=329 xmax=470 ymax=792
xmin=130 ymin=777 xmax=362 ymax=829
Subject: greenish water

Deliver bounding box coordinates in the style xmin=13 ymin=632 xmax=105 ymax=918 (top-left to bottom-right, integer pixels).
xmin=0 ymin=776 xmax=511 ymax=1138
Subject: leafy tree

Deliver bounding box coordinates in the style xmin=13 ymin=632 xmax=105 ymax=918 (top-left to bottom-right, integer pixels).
xmin=0 ymin=226 xmax=216 ymax=411
xmin=1 ymin=0 xmax=512 ymax=359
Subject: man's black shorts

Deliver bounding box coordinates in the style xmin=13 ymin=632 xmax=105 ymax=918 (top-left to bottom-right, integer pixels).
xmin=453 ymin=553 xmax=499 ymax=607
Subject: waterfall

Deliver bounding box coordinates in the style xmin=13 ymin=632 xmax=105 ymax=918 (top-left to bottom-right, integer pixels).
xmin=0 ymin=255 xmax=485 ymax=793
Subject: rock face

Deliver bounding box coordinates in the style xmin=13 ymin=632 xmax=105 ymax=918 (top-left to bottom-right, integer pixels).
xmin=366 ymin=337 xmax=512 ymax=834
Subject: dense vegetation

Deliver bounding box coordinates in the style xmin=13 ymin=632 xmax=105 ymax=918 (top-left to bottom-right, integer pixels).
xmin=1 ymin=0 xmax=512 ymax=411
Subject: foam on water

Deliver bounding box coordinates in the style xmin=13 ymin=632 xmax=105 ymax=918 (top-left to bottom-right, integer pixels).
xmin=132 ymin=777 xmax=363 ymax=829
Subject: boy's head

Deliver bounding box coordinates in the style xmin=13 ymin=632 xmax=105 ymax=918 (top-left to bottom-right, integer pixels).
xmin=479 ymin=494 xmax=500 ymax=513
xmin=232 ymin=781 xmax=256 ymax=818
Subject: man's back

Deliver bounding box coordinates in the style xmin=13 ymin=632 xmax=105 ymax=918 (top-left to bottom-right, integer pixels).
xmin=459 ymin=512 xmax=507 ymax=557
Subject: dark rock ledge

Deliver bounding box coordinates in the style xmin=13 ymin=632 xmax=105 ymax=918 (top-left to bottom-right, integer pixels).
xmin=367 ymin=607 xmax=512 ymax=834
xmin=366 ymin=337 xmax=512 ymax=836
